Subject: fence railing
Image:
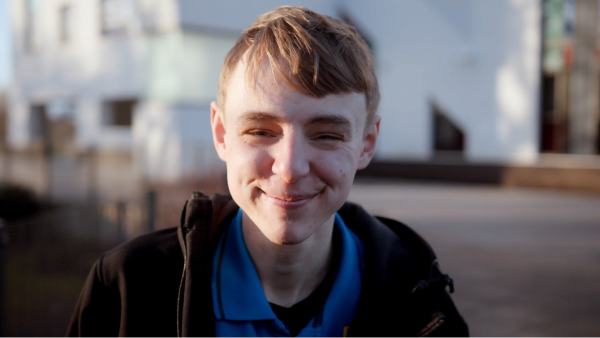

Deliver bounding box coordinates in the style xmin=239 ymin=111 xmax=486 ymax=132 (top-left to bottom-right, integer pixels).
xmin=0 ymin=205 xmax=126 ymax=337
xmin=0 ymin=150 xmax=227 ymax=336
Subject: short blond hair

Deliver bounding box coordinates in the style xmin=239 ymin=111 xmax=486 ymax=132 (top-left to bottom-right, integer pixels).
xmin=218 ymin=6 xmax=380 ymax=126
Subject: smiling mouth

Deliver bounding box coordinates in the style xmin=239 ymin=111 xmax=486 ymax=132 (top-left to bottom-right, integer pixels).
xmin=259 ymin=189 xmax=322 ymax=209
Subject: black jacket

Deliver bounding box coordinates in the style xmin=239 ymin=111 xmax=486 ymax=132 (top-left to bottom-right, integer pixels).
xmin=67 ymin=193 xmax=468 ymax=337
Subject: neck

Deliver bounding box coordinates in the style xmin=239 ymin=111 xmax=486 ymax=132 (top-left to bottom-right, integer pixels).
xmin=242 ymin=212 xmax=335 ymax=308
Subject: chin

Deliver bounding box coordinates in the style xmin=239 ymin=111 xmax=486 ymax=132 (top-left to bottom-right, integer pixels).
xmin=262 ymin=219 xmax=315 ymax=245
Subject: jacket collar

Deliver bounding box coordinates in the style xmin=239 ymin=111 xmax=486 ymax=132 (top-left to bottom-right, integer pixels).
xmin=177 ymin=193 xmax=238 ymax=337
xmin=176 ymin=193 xmax=449 ymax=337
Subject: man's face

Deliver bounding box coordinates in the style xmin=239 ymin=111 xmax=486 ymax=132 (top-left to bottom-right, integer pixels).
xmin=211 ymin=60 xmax=380 ymax=245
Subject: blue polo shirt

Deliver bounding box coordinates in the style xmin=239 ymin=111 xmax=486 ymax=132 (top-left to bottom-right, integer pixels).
xmin=211 ymin=208 xmax=365 ymax=337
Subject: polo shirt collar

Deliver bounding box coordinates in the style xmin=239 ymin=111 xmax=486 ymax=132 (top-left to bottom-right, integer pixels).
xmin=211 ymin=208 xmax=275 ymax=321
xmin=211 ymin=208 xmax=365 ymax=334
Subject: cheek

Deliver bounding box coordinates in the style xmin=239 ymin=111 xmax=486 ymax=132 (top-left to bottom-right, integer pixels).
xmin=312 ymin=148 xmax=357 ymax=187
xmin=226 ymin=141 xmax=273 ymax=182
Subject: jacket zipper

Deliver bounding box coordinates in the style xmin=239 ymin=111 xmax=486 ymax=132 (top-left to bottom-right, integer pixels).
xmin=176 ymin=256 xmax=187 ymax=336
xmin=177 ymin=258 xmax=186 ymax=338
xmin=417 ymin=312 xmax=445 ymax=337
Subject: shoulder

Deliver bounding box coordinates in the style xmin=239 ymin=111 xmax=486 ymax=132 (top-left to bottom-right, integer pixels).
xmin=374 ymin=215 xmax=437 ymax=262
xmin=338 ymin=201 xmax=469 ymax=336
xmin=338 ymin=201 xmax=442 ymax=303
xmin=338 ymin=201 xmax=436 ymax=270
xmin=96 ymin=227 xmax=183 ymax=285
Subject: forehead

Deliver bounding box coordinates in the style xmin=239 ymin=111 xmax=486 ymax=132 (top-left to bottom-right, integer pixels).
xmin=223 ymin=59 xmax=367 ymax=127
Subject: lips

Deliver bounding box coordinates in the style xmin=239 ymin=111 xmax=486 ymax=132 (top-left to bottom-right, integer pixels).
xmin=259 ymin=189 xmax=321 ymax=210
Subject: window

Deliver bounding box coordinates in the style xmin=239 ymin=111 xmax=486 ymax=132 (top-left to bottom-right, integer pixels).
xmin=59 ymin=5 xmax=72 ymax=43
xmin=47 ymin=99 xmax=76 ymax=153
xmin=103 ymin=99 xmax=136 ymax=127
xmin=29 ymin=104 xmax=49 ymax=146
xmin=100 ymin=0 xmax=126 ymax=35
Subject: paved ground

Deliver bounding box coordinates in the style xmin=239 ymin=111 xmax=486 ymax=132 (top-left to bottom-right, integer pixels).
xmin=348 ymin=179 xmax=600 ymax=336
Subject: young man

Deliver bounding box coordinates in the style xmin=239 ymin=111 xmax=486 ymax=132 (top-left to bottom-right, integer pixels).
xmin=68 ymin=6 xmax=468 ymax=337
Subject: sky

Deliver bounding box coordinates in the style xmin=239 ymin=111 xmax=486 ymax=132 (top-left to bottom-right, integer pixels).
xmin=0 ymin=0 xmax=13 ymax=91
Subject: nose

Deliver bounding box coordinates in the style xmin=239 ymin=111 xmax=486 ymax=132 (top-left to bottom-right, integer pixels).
xmin=271 ymin=131 xmax=310 ymax=183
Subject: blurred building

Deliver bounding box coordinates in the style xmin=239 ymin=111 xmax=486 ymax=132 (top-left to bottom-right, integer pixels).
xmin=540 ymin=0 xmax=600 ymax=155
xmin=5 ymin=0 xmax=600 ymax=185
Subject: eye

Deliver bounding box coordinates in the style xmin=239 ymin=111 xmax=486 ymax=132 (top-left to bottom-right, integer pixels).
xmin=246 ymin=129 xmax=273 ymax=137
xmin=314 ymin=134 xmax=344 ymax=141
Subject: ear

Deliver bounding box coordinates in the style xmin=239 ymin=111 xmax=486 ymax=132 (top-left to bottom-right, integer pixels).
xmin=210 ymin=101 xmax=227 ymax=162
xmin=357 ymin=115 xmax=381 ymax=170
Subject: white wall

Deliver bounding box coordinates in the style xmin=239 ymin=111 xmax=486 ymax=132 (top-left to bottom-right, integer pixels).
xmin=133 ymin=101 xmax=223 ymax=182
xmin=7 ymin=86 xmax=29 ymax=149
xmin=342 ymin=0 xmax=541 ymax=164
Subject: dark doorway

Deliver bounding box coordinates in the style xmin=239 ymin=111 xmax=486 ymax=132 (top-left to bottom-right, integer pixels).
xmin=540 ymin=73 xmax=570 ymax=153
xmin=432 ymin=102 xmax=465 ymax=153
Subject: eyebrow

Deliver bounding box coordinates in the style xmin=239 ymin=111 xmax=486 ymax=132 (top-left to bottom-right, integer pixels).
xmin=306 ymin=115 xmax=351 ymax=127
xmin=237 ymin=112 xmax=283 ymax=125
xmin=237 ymin=111 xmax=352 ymax=128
